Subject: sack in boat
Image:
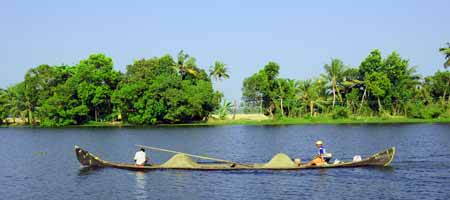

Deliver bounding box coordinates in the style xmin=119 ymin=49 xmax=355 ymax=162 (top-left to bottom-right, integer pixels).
xmin=333 ymin=159 xmax=341 ymax=164
xmin=353 ymin=155 xmax=362 ymax=162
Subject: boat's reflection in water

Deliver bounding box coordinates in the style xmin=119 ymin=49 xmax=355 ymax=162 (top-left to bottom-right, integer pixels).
xmin=78 ymin=166 xmax=103 ymax=176
xmin=134 ymin=171 xmax=148 ymax=200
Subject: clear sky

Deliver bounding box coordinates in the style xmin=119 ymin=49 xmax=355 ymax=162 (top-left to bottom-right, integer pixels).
xmin=1 ymin=0 xmax=449 ymax=101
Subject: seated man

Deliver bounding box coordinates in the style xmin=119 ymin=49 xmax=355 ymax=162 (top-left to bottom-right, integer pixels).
xmin=134 ymin=148 xmax=149 ymax=166
xmin=305 ymin=140 xmax=332 ymax=166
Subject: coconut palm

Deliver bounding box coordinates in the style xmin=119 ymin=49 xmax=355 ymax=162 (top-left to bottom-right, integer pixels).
xmin=296 ymin=79 xmax=326 ymax=116
xmin=439 ymin=42 xmax=450 ymax=68
xmin=209 ymin=61 xmax=230 ymax=81
xmin=174 ymin=50 xmax=200 ymax=80
xmin=5 ymin=86 xmax=21 ymax=123
xmin=322 ymin=58 xmax=345 ymax=107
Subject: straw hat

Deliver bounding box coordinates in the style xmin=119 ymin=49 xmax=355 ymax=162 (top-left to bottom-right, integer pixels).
xmin=315 ymin=140 xmax=323 ymax=145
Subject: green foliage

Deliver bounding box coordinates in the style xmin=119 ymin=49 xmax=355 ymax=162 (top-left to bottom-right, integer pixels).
xmin=0 ymin=89 xmax=7 ymax=124
xmin=113 ymin=53 xmax=215 ymax=125
xmin=2 ymin=51 xmax=217 ymax=127
xmin=322 ymin=58 xmax=345 ymax=107
xmin=365 ymin=72 xmax=391 ymax=98
xmin=242 ymin=62 xmax=281 ymax=116
xmin=209 ymin=61 xmax=230 ymax=81
xmin=242 ymin=48 xmax=448 ymax=119
xmin=439 ymin=42 xmax=450 ymax=68
xmin=2 ymin=47 xmax=449 ymax=127
xmin=332 ymin=106 xmax=350 ymax=119
xmin=217 ymin=100 xmax=232 ymax=119
xmin=407 ymin=103 xmax=443 ymax=119
xmin=360 ymin=49 xmax=383 ymax=75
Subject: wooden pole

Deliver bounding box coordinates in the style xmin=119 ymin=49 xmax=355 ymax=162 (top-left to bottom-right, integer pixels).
xmin=136 ymin=144 xmax=251 ymax=167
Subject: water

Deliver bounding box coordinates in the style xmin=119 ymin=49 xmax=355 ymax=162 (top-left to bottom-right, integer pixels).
xmin=0 ymin=124 xmax=449 ymax=200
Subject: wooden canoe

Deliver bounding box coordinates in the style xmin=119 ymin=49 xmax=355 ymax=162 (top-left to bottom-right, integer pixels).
xmin=74 ymin=145 xmax=395 ymax=170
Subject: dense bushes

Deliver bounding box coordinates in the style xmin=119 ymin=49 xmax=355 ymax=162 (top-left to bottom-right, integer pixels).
xmin=407 ymin=103 xmax=446 ymax=119
xmin=242 ymin=49 xmax=450 ymax=118
xmin=0 ymin=52 xmax=219 ymax=126
xmin=332 ymin=106 xmax=350 ymax=119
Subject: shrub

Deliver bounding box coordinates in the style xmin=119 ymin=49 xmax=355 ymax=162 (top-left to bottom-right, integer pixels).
xmin=422 ymin=104 xmax=443 ymax=119
xmin=332 ymin=106 xmax=349 ymax=119
xmin=407 ymin=103 xmax=443 ymax=119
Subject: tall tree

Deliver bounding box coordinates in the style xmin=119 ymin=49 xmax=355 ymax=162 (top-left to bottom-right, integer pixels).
xmin=241 ymin=62 xmax=280 ymax=117
xmin=113 ymin=53 xmax=216 ymax=124
xmin=209 ymin=61 xmax=230 ymax=81
xmin=209 ymin=61 xmax=230 ymax=105
xmin=322 ymin=58 xmax=345 ymax=107
xmin=174 ymin=50 xmax=201 ymax=80
xmin=296 ymin=79 xmax=326 ymax=116
xmin=73 ymin=54 xmax=120 ymax=122
xmin=365 ymin=72 xmax=391 ymax=112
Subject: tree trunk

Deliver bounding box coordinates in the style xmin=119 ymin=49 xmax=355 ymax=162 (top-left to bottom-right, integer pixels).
xmin=28 ymin=108 xmax=32 ymax=125
xmin=268 ymin=103 xmax=274 ymax=118
xmin=444 ymin=80 xmax=449 ymax=104
xmin=310 ymin=101 xmax=314 ymax=116
xmin=232 ymin=100 xmax=237 ymax=120
xmin=280 ymin=98 xmax=284 ymax=117
xmin=95 ymin=107 xmax=98 ymax=122
xmin=332 ymin=86 xmax=336 ymax=107
xmin=359 ymin=88 xmax=367 ymax=113
xmin=377 ymin=97 xmax=382 ymax=113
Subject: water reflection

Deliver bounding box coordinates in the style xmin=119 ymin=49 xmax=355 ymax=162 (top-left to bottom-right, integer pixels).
xmin=134 ymin=171 xmax=148 ymax=200
xmin=78 ymin=166 xmax=103 ymax=176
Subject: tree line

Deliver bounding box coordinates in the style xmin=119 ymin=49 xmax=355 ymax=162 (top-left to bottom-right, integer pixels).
xmin=0 ymin=51 xmax=230 ymax=126
xmin=1 ymin=44 xmax=449 ymax=126
xmin=242 ymin=47 xmax=450 ymax=119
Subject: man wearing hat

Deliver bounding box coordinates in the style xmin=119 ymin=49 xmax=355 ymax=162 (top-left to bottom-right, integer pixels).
xmin=305 ymin=140 xmax=332 ymax=166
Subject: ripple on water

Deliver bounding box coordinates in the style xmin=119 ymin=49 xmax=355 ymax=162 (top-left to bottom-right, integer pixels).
xmin=1 ymin=124 xmax=450 ymax=200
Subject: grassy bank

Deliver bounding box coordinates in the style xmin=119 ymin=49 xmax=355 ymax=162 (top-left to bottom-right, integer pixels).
xmin=205 ymin=116 xmax=450 ymax=126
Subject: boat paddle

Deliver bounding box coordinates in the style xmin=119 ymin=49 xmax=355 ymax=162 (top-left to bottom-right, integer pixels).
xmin=136 ymin=144 xmax=252 ymax=168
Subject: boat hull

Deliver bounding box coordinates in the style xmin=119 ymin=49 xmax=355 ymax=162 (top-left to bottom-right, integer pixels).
xmin=74 ymin=146 xmax=395 ymax=171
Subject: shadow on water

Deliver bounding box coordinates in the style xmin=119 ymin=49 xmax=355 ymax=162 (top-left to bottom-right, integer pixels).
xmin=78 ymin=166 xmax=105 ymax=176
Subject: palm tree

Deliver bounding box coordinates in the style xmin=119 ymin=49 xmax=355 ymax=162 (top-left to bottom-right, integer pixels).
xmin=296 ymin=79 xmax=326 ymax=116
xmin=209 ymin=61 xmax=230 ymax=105
xmin=209 ymin=61 xmax=230 ymax=81
xmin=5 ymin=86 xmax=21 ymax=123
xmin=322 ymin=59 xmax=345 ymax=107
xmin=439 ymin=42 xmax=450 ymax=68
xmin=174 ymin=50 xmax=200 ymax=80
xmin=276 ymin=79 xmax=286 ymax=117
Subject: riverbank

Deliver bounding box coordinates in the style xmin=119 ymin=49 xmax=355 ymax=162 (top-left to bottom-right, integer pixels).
xmin=2 ymin=114 xmax=450 ymax=127
xmin=205 ymin=116 xmax=450 ymax=126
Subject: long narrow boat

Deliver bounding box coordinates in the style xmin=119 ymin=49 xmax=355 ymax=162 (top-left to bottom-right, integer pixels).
xmin=74 ymin=145 xmax=395 ymax=170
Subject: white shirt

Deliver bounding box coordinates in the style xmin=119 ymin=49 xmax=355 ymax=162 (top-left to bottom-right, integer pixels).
xmin=134 ymin=151 xmax=146 ymax=165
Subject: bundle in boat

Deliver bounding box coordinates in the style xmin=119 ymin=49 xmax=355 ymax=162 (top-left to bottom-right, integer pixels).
xmin=261 ymin=153 xmax=297 ymax=168
xmin=161 ymin=153 xmax=200 ymax=168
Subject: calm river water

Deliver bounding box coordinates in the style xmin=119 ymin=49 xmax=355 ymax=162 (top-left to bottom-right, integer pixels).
xmin=0 ymin=124 xmax=449 ymax=200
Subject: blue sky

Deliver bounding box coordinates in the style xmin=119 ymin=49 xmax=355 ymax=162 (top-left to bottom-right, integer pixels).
xmin=1 ymin=0 xmax=449 ymax=100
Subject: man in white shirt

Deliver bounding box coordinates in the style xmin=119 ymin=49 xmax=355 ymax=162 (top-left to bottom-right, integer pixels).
xmin=134 ymin=148 xmax=149 ymax=165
